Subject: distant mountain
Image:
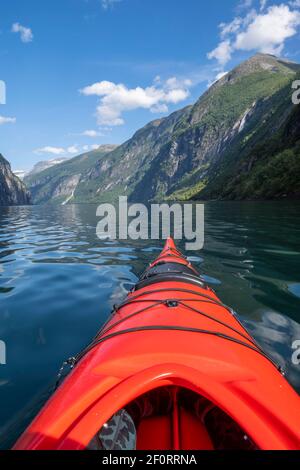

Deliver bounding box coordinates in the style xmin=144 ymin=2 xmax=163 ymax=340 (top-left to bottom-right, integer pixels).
xmin=28 ymin=158 xmax=67 ymax=176
xmin=25 ymin=145 xmax=118 ymax=204
xmin=13 ymin=170 xmax=27 ymax=181
xmin=0 ymin=155 xmax=31 ymax=205
xmin=27 ymin=54 xmax=300 ymax=204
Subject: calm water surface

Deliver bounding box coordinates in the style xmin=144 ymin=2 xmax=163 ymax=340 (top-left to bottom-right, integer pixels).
xmin=0 ymin=202 xmax=300 ymax=448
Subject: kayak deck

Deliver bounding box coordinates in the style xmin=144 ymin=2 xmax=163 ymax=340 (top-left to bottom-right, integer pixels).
xmin=14 ymin=238 xmax=300 ymax=450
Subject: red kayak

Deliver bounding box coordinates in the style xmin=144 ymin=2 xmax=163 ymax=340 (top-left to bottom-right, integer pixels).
xmin=14 ymin=238 xmax=300 ymax=450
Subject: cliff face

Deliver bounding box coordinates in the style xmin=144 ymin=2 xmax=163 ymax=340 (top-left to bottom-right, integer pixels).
xmin=202 ymin=96 xmax=300 ymax=200
xmin=24 ymin=145 xmax=118 ymax=205
xmin=0 ymin=154 xmax=31 ymax=206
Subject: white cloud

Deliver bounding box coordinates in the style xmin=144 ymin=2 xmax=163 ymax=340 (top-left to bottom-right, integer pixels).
xmin=81 ymin=129 xmax=103 ymax=137
xmin=220 ymin=18 xmax=243 ymax=39
xmin=234 ymin=5 xmax=300 ymax=55
xmin=35 ymin=146 xmax=66 ymax=156
xmin=102 ymin=0 xmax=122 ymax=10
xmin=34 ymin=144 xmax=101 ymax=156
xmin=89 ymin=144 xmax=101 ymax=151
xmin=0 ymin=116 xmax=16 ymax=125
xmin=67 ymin=145 xmax=79 ymax=154
xmin=207 ymin=40 xmax=233 ymax=66
xmin=80 ymin=77 xmax=191 ymax=126
xmin=11 ymin=23 xmax=33 ymax=43
xmin=35 ymin=146 xmax=79 ymax=156
xmin=208 ymin=4 xmax=300 ymax=66
xmin=82 ymin=144 xmax=101 ymax=152
xmin=150 ymin=103 xmax=169 ymax=113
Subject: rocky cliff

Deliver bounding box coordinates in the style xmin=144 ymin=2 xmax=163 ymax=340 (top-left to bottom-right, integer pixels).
xmin=25 ymin=145 xmax=118 ymax=204
xmin=0 ymin=154 xmax=31 ymax=205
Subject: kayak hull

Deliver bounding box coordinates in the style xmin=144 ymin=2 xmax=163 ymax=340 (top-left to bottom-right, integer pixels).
xmin=14 ymin=239 xmax=300 ymax=450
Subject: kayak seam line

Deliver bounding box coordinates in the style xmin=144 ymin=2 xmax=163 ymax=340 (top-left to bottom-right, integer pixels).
xmin=121 ymin=288 xmax=228 ymax=309
xmin=93 ymin=288 xmax=226 ymax=340
xmin=119 ymin=287 xmax=263 ymax=352
xmin=98 ymin=299 xmax=257 ymax=349
xmin=74 ymin=326 xmax=280 ymax=371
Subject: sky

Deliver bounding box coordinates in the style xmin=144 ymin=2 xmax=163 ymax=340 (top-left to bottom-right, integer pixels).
xmin=0 ymin=0 xmax=300 ymax=172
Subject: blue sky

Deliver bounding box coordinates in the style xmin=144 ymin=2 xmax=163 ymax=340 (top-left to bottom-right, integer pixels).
xmin=1 ymin=0 xmax=300 ymax=172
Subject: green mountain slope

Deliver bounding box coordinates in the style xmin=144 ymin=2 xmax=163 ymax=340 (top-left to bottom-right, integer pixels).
xmin=132 ymin=55 xmax=299 ymax=202
xmin=197 ymin=97 xmax=300 ymax=200
xmin=25 ymin=145 xmax=118 ymax=204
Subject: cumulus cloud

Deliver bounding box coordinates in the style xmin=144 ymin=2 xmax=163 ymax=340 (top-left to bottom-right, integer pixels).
xmin=83 ymin=144 xmax=101 ymax=151
xmin=81 ymin=129 xmax=103 ymax=137
xmin=80 ymin=77 xmax=191 ymax=126
xmin=34 ymin=144 xmax=102 ymax=156
xmin=220 ymin=18 xmax=243 ymax=39
xmin=66 ymin=145 xmax=79 ymax=154
xmin=208 ymin=3 xmax=300 ymax=66
xmin=0 ymin=116 xmax=16 ymax=125
xmin=234 ymin=4 xmax=300 ymax=55
xmin=11 ymin=23 xmax=33 ymax=43
xmin=207 ymin=40 xmax=233 ymax=67
xmin=35 ymin=146 xmax=66 ymax=156
xmin=35 ymin=146 xmax=80 ymax=156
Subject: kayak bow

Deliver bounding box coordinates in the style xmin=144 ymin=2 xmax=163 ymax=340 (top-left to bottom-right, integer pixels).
xmin=14 ymin=238 xmax=300 ymax=450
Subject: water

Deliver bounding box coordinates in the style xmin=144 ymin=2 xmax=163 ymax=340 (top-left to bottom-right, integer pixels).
xmin=0 ymin=202 xmax=300 ymax=448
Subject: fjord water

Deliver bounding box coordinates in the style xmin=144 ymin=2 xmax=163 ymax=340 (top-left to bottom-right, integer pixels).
xmin=0 ymin=202 xmax=300 ymax=448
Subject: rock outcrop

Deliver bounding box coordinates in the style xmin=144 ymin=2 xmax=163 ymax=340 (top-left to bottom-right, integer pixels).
xmin=0 ymin=154 xmax=31 ymax=205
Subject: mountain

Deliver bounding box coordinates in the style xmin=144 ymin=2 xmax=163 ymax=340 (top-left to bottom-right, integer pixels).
xmin=77 ymin=54 xmax=300 ymax=203
xmin=28 ymin=158 xmax=67 ymax=176
xmin=13 ymin=170 xmax=27 ymax=181
xmin=24 ymin=145 xmax=118 ymax=204
xmin=195 ymin=89 xmax=300 ymax=200
xmin=130 ymin=54 xmax=300 ymax=202
xmin=27 ymin=54 xmax=300 ymax=204
xmin=0 ymin=155 xmax=31 ymax=205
